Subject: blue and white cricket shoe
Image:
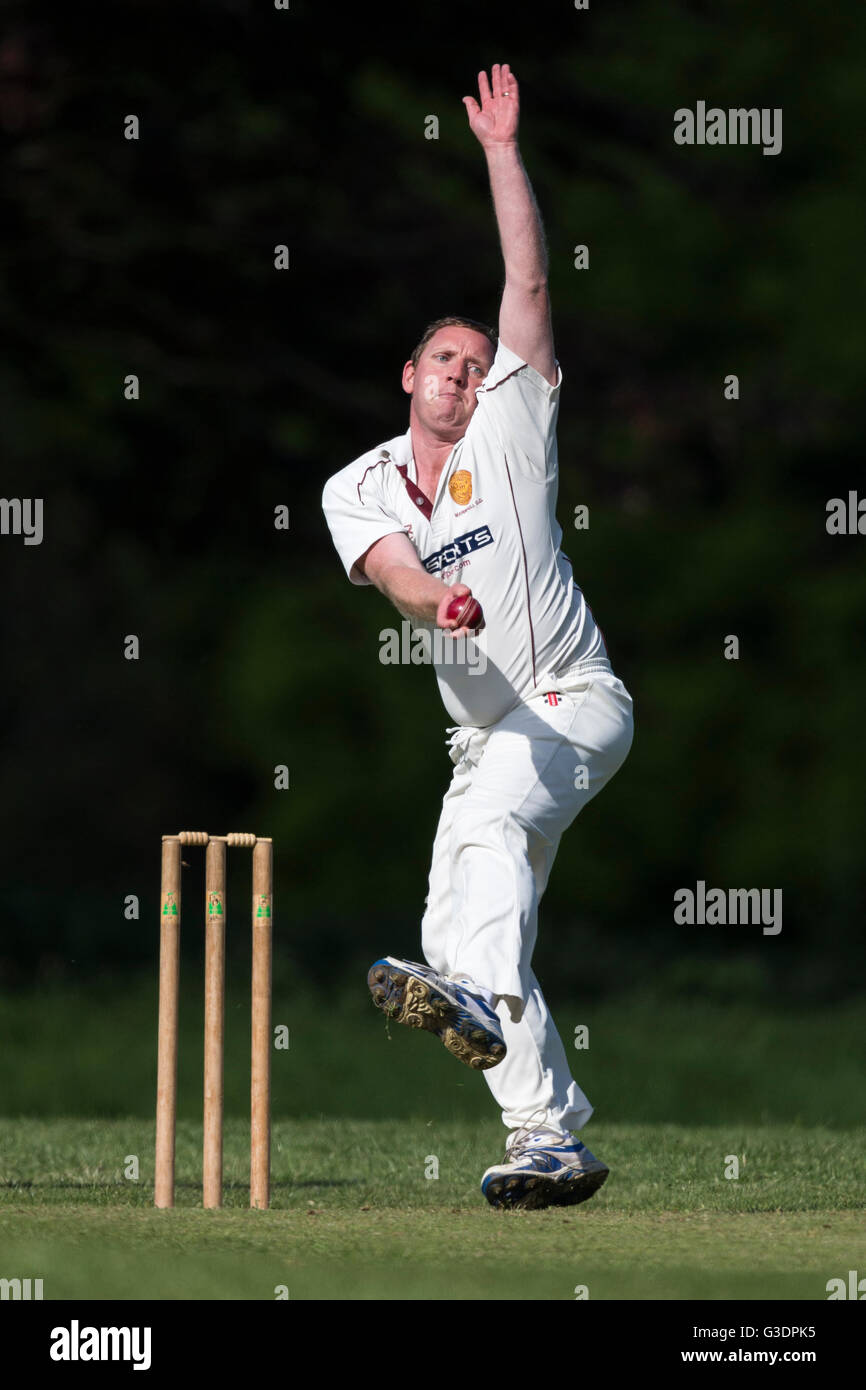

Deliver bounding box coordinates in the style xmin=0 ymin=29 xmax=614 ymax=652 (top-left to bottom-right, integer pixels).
xmin=366 ymin=957 xmax=506 ymax=1070
xmin=482 ymin=1122 xmax=609 ymax=1210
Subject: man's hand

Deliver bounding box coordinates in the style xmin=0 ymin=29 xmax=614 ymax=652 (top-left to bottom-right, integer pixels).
xmin=436 ymin=584 xmax=484 ymax=638
xmin=463 ymin=63 xmax=519 ymax=149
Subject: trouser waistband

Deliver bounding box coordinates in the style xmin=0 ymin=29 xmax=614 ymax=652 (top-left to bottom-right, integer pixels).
xmin=553 ymin=657 xmax=613 ymax=681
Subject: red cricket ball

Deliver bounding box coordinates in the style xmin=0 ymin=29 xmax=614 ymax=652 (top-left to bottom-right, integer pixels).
xmin=444 ymin=592 xmax=485 ymax=632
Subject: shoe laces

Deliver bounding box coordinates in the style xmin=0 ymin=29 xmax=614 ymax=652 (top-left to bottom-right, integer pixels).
xmin=505 ymin=1110 xmax=567 ymax=1160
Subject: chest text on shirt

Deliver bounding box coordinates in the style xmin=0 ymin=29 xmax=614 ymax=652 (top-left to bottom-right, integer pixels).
xmin=422 ymin=525 xmax=494 ymax=575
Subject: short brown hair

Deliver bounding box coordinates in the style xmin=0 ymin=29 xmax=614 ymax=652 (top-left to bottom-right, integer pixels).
xmin=410 ymin=316 xmax=498 ymax=370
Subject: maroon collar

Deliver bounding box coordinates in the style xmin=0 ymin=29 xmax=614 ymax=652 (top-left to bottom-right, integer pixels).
xmin=396 ymin=463 xmax=433 ymax=520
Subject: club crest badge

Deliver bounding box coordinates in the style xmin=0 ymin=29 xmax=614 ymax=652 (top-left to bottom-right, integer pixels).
xmin=449 ymin=470 xmax=473 ymax=505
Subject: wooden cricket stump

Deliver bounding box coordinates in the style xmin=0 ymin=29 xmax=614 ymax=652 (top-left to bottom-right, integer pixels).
xmin=155 ymin=831 xmax=273 ymax=1210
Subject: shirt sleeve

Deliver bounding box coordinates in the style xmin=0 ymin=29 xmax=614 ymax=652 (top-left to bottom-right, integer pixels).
xmin=322 ymin=459 xmax=408 ymax=586
xmin=472 ymin=339 xmax=562 ymax=479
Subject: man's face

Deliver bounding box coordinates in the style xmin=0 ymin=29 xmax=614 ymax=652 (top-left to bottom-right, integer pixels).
xmin=402 ymin=327 xmax=495 ymax=438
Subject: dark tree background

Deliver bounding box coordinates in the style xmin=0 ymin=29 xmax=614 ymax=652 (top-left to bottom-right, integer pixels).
xmin=1 ymin=0 xmax=864 ymax=1005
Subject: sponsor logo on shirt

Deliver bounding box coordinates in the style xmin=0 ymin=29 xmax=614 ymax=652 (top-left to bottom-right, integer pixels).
xmin=422 ymin=526 xmax=494 ymax=574
xmin=449 ymin=470 xmax=473 ymax=505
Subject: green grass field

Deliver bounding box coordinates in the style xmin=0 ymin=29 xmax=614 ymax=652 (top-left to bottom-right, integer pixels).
xmin=1 ymin=1120 xmax=863 ymax=1300
xmin=0 ymin=1112 xmax=861 ymax=1295
xmin=1 ymin=981 xmax=863 ymax=1300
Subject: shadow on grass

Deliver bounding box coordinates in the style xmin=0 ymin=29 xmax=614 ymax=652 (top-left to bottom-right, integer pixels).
xmin=0 ymin=1178 xmax=363 ymax=1191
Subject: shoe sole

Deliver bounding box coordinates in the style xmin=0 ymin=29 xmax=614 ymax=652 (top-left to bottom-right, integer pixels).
xmin=367 ymin=961 xmax=506 ymax=1070
xmin=482 ymin=1164 xmax=609 ymax=1211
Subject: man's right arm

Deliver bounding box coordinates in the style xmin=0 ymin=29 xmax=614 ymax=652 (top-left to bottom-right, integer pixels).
xmin=359 ymin=532 xmax=476 ymax=633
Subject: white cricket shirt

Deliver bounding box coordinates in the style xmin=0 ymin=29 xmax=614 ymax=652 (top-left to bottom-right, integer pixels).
xmin=322 ymin=341 xmax=607 ymax=727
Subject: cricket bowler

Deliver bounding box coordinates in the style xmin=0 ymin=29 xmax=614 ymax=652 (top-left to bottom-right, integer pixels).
xmin=322 ymin=64 xmax=634 ymax=1210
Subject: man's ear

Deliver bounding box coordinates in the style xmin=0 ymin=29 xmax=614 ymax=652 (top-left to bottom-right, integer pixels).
xmin=401 ymin=360 xmax=415 ymax=396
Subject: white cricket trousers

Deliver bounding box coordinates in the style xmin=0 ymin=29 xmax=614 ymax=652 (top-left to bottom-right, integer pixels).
xmin=420 ymin=659 xmax=633 ymax=1135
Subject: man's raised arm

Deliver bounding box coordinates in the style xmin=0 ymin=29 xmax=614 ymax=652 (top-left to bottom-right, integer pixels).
xmin=463 ymin=63 xmax=557 ymax=387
